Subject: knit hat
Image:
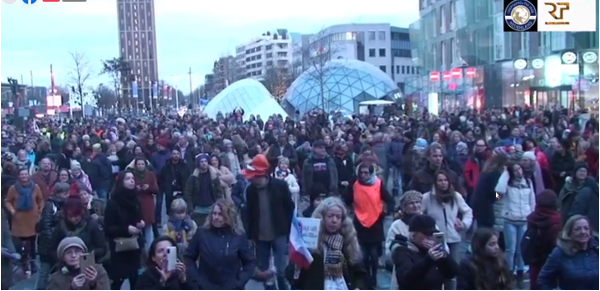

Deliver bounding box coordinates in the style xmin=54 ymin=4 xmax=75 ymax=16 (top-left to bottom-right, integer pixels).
xmin=157 ymin=138 xmax=169 ymax=148
xmin=573 ymin=162 xmax=589 ymax=174
xmin=522 ymin=151 xmax=536 ymax=161
xmin=195 ymin=153 xmax=210 ymax=166
xmin=400 ymin=190 xmax=423 ymax=209
xmin=409 ymin=214 xmax=437 ymax=233
xmin=63 ymin=194 xmax=86 ymax=216
xmin=57 ymin=237 xmax=87 ymax=259
xmin=456 ymin=142 xmax=468 ymax=155
xmin=241 ymin=154 xmax=270 ymax=180
xmin=70 ymin=160 xmax=82 ymax=170
xmin=536 ymin=189 xmax=558 ymax=209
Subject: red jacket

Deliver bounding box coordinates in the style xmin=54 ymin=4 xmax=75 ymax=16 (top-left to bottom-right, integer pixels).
xmin=585 ymin=147 xmax=599 ymax=175
xmin=535 ymin=148 xmax=549 ymax=170
xmin=464 ymin=156 xmax=482 ymax=190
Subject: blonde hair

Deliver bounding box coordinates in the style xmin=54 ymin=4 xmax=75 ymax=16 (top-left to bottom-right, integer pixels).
xmin=278 ymin=156 xmax=290 ymax=166
xmin=557 ymin=215 xmax=594 ymax=255
xmin=170 ymin=198 xmax=187 ymax=214
xmin=203 ymin=199 xmax=244 ymax=235
xmin=311 ymin=197 xmax=362 ymax=263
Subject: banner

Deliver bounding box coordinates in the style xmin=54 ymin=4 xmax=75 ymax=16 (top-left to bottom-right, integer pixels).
xmin=152 ymin=82 xmax=158 ymax=99
xmin=132 ymin=81 xmax=138 ymax=99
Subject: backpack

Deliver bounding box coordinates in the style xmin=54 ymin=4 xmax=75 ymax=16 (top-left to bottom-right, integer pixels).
xmin=521 ymin=226 xmax=544 ymax=265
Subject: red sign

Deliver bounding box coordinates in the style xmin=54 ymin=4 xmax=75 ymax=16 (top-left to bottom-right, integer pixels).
xmin=442 ymin=71 xmax=452 ymax=81
xmin=465 ymin=67 xmax=476 ymax=78
xmin=430 ymin=71 xmax=440 ymax=82
xmin=451 ymin=68 xmax=462 ymax=78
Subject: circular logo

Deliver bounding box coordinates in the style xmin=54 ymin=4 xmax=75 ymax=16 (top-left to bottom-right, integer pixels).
xmin=561 ymin=51 xmax=577 ymax=64
xmin=531 ymin=58 xmax=544 ymax=69
xmin=582 ymin=52 xmax=598 ymax=63
xmin=22 ymin=0 xmax=36 ymax=3
xmin=514 ymin=59 xmax=528 ymax=70
xmin=504 ymin=0 xmax=537 ymax=32
xmin=2 ymin=0 xmax=17 ymax=4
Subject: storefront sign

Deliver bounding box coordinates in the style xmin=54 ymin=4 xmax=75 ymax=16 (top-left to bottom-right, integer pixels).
xmin=531 ymin=58 xmax=544 ymax=69
xmin=561 ymin=51 xmax=577 ymax=64
xmin=514 ymin=59 xmax=528 ymax=70
xmin=582 ymin=51 xmax=598 ymax=64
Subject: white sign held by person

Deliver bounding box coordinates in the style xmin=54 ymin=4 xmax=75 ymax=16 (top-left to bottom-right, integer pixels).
xmin=297 ymin=217 xmax=321 ymax=249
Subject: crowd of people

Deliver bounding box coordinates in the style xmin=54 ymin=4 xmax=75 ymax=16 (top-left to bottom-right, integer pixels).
xmin=0 ymin=105 xmax=598 ymax=290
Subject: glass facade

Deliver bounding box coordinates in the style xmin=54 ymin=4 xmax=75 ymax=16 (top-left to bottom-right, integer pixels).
xmin=203 ymin=79 xmax=288 ymax=120
xmin=285 ymin=59 xmax=399 ymax=115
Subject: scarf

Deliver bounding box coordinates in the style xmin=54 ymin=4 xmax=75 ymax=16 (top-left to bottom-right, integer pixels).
xmin=15 ymin=181 xmax=35 ymax=212
xmin=322 ymin=232 xmax=345 ymax=278
xmin=168 ymin=217 xmax=191 ymax=243
xmin=359 ymin=173 xmax=377 ymax=186
xmin=433 ymin=187 xmax=455 ymax=204
xmin=134 ymin=169 xmax=147 ymax=181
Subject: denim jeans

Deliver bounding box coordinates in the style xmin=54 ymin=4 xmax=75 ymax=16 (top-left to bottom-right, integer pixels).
xmin=255 ymin=236 xmax=289 ymax=290
xmin=503 ymin=221 xmax=527 ymax=272
xmin=155 ymin=192 xmax=164 ymax=224
xmin=94 ymin=188 xmax=109 ymax=200
xmin=35 ymin=262 xmax=52 ymax=290
xmin=390 ymin=166 xmax=403 ymax=195
xmin=143 ymin=225 xmax=155 ymax=254
xmin=444 ymin=242 xmax=462 ymax=290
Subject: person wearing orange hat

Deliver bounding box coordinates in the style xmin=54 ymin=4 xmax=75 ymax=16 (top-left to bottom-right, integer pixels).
xmin=241 ymin=154 xmax=294 ymax=290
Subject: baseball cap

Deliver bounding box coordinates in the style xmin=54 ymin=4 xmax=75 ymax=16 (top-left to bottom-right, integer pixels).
xmin=242 ymin=154 xmax=270 ymax=180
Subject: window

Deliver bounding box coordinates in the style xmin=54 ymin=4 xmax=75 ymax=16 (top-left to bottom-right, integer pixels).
xmin=396 ymin=65 xmax=400 ymax=74
xmin=411 ymin=67 xmax=415 ymax=74
xmin=378 ymin=31 xmax=386 ymax=40
xmin=368 ymin=31 xmax=376 ymax=40
xmin=379 ymin=49 xmax=386 ymax=57
xmin=369 ymin=49 xmax=376 ymax=57
xmin=379 ymin=65 xmax=386 ymax=73
xmin=401 ymin=66 xmax=405 ymax=74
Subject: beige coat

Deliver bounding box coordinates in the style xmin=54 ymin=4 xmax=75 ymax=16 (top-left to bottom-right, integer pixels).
xmin=4 ymin=183 xmax=44 ymax=238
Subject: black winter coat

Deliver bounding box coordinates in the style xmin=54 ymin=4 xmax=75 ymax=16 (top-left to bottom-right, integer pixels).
xmin=134 ymin=265 xmax=196 ymax=290
xmin=286 ymin=252 xmax=371 ymax=290
xmin=243 ymin=178 xmax=294 ymax=241
xmin=49 ymin=216 xmax=107 ymax=265
xmin=103 ymin=188 xmax=143 ymax=278
xmin=393 ymin=240 xmax=459 ymax=290
xmin=183 ymin=227 xmax=255 ymax=290
xmin=159 ymin=159 xmax=191 ymax=196
xmin=36 ymin=196 xmax=63 ymax=262
xmin=457 ymin=257 xmax=513 ymax=290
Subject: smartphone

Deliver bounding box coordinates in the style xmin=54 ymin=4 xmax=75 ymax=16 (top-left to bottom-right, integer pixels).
xmin=433 ymin=232 xmax=445 ymax=247
xmin=166 ymin=246 xmax=177 ymax=272
xmin=79 ymin=252 xmax=95 ymax=273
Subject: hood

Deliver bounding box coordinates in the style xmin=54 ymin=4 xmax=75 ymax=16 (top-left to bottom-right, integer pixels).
xmin=389 ymin=234 xmax=411 ymax=252
xmin=563 ymin=176 xmax=598 ymax=192
xmin=526 ymin=208 xmax=561 ymax=228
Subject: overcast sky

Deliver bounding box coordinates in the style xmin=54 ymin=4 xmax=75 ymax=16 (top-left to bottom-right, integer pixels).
xmin=1 ymin=0 xmax=419 ymax=92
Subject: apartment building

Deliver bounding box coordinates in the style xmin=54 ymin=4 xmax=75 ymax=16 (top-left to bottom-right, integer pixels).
xmin=235 ymin=29 xmax=294 ymax=80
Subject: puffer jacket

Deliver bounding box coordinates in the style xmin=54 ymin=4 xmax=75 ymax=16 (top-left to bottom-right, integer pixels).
xmin=49 ymin=216 xmax=108 ymax=264
xmin=538 ymin=237 xmax=599 ymax=290
xmin=36 ymin=196 xmax=64 ymax=262
xmin=494 ymin=171 xmax=536 ymax=222
xmin=422 ymin=189 xmax=473 ymax=244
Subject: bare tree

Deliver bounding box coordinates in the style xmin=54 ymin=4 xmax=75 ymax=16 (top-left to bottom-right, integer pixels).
xmin=261 ymin=65 xmax=290 ymax=102
xmin=94 ymin=83 xmax=117 ymax=111
xmin=300 ymin=28 xmax=344 ymax=112
xmin=101 ymin=57 xmax=131 ymax=109
xmin=68 ymin=51 xmax=93 ymax=109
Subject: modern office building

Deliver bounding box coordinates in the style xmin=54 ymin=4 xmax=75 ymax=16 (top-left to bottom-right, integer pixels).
xmin=117 ymin=0 xmax=159 ymax=102
xmin=301 ymin=23 xmax=417 ymax=93
xmin=408 ymin=0 xmax=599 ymax=110
xmin=235 ymin=29 xmax=294 ymax=80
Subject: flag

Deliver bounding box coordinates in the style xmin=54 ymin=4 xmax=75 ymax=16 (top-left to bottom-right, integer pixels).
xmin=288 ymin=209 xmax=313 ymax=269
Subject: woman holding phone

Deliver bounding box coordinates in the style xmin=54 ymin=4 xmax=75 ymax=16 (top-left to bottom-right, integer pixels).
xmin=46 ymin=237 xmax=110 ymax=290
xmin=134 ymin=236 xmax=195 ymax=289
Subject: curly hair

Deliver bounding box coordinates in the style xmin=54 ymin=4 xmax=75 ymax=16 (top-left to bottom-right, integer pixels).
xmin=311 ymin=197 xmax=362 ymax=264
xmin=203 ymin=198 xmax=244 ymax=235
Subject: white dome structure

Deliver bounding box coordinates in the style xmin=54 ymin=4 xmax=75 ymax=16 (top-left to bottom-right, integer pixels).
xmin=203 ymin=79 xmax=288 ymax=120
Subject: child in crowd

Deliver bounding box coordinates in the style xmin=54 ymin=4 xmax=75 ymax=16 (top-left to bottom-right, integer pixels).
xmin=302 ymin=184 xmax=327 ymax=217
xmin=164 ymin=198 xmax=197 ymax=252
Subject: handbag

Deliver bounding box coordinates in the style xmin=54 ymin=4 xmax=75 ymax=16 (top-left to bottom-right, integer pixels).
xmin=113 ymin=236 xmax=139 ymax=252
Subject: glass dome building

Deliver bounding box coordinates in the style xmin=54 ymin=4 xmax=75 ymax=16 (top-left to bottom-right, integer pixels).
xmin=203 ymin=79 xmax=288 ymax=120
xmin=285 ymin=59 xmax=399 ymax=115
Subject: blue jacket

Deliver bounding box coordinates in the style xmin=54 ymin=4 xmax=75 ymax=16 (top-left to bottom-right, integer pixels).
xmin=150 ymin=150 xmax=171 ymax=174
xmin=538 ymin=238 xmax=599 ymax=290
xmin=500 ymin=137 xmax=523 ymax=146
xmin=386 ymin=139 xmax=404 ymax=168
